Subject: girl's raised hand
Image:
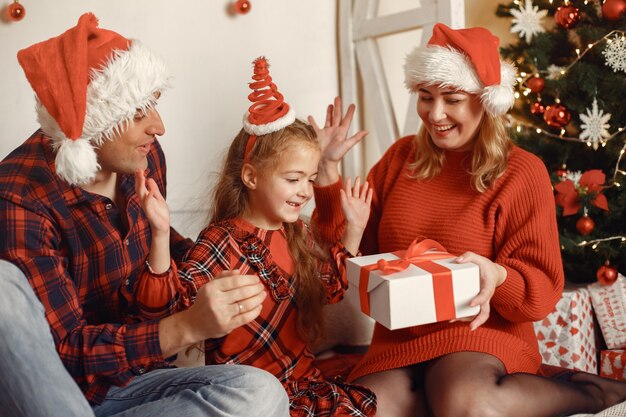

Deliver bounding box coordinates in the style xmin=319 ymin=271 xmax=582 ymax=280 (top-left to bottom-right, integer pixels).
xmin=308 ymin=97 xmax=367 ymax=185
xmin=135 ymin=170 xmax=170 ymax=236
xmin=340 ymin=177 xmax=373 ymax=233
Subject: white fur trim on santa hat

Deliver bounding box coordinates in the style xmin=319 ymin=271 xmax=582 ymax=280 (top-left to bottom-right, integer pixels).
xmin=242 ymin=107 xmax=296 ymax=136
xmin=404 ymin=45 xmax=516 ymax=116
xmin=36 ymin=40 xmax=170 ymax=186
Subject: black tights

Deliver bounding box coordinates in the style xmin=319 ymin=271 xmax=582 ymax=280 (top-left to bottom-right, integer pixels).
xmin=355 ymin=352 xmax=626 ymax=417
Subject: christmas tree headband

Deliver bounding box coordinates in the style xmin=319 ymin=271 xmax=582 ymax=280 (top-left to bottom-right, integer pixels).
xmin=242 ymin=56 xmax=296 ymax=158
xmin=404 ymin=23 xmax=517 ymax=117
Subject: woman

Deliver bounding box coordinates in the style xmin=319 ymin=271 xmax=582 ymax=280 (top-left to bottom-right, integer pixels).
xmin=310 ymin=23 xmax=626 ymax=417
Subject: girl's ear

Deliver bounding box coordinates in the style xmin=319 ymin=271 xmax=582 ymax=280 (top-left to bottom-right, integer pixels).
xmin=241 ymin=163 xmax=257 ymax=190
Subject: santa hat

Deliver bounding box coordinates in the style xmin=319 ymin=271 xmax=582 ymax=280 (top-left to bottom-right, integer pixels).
xmin=404 ymin=23 xmax=516 ymax=117
xmin=17 ymin=13 xmax=170 ymax=185
xmin=242 ymin=57 xmax=295 ymax=157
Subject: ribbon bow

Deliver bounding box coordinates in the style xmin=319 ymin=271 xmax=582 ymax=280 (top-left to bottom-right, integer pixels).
xmin=554 ymin=169 xmax=609 ymax=216
xmin=376 ymin=239 xmax=453 ymax=274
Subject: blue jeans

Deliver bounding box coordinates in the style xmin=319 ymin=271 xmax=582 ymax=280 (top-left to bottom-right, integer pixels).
xmin=93 ymin=366 xmax=289 ymax=417
xmin=0 ymin=260 xmax=289 ymax=417
xmin=0 ymin=260 xmax=95 ymax=417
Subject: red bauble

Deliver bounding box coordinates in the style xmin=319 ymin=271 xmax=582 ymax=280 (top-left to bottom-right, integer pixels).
xmin=597 ymin=263 xmax=619 ymax=286
xmin=555 ymin=6 xmax=581 ymax=29
xmin=602 ymin=0 xmax=626 ymax=21
xmin=556 ymin=169 xmax=568 ymax=179
xmin=576 ymin=215 xmax=595 ymax=236
xmin=234 ymin=0 xmax=251 ymax=14
xmin=530 ymin=101 xmax=545 ymax=115
xmin=543 ymin=104 xmax=571 ymax=128
xmin=527 ymin=76 xmax=545 ymax=94
xmin=6 ymin=1 xmax=26 ymax=22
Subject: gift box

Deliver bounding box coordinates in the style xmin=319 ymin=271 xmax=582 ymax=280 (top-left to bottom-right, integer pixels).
xmin=533 ymin=286 xmax=598 ymax=374
xmin=345 ymin=239 xmax=480 ymax=330
xmin=588 ymin=274 xmax=626 ymax=349
xmin=600 ymin=349 xmax=626 ymax=382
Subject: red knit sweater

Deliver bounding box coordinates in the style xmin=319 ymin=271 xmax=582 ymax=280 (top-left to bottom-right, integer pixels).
xmin=312 ymin=135 xmax=564 ymax=381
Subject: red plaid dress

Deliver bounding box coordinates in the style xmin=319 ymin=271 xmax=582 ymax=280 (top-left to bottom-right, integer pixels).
xmin=137 ymin=218 xmax=377 ymax=416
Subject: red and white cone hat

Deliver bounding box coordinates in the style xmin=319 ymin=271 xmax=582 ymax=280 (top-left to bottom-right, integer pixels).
xmin=242 ymin=57 xmax=295 ymax=156
xmin=17 ymin=13 xmax=170 ymax=185
xmin=404 ymin=23 xmax=517 ymax=117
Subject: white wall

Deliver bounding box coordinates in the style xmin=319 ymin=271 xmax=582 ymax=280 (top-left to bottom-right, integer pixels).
xmin=0 ymin=1 xmax=338 ymax=238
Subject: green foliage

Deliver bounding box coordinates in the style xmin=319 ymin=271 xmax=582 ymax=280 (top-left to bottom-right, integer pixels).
xmin=498 ymin=1 xmax=626 ymax=283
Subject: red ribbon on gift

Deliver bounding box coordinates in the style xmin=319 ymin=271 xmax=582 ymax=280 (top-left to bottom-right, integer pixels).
xmin=358 ymin=239 xmax=457 ymax=322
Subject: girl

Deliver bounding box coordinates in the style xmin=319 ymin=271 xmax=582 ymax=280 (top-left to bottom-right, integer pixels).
xmin=135 ymin=57 xmax=377 ymax=417
xmin=311 ymin=24 xmax=626 ymax=417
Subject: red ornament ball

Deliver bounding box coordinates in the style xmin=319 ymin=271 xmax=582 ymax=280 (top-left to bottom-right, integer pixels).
xmin=597 ymin=263 xmax=619 ymax=286
xmin=234 ymin=0 xmax=251 ymax=14
xmin=530 ymin=101 xmax=545 ymax=115
xmin=544 ymin=104 xmax=571 ymax=128
xmin=555 ymin=6 xmax=581 ymax=29
xmin=602 ymin=0 xmax=626 ymax=21
xmin=556 ymin=168 xmax=568 ymax=179
xmin=6 ymin=1 xmax=25 ymax=22
xmin=576 ymin=215 xmax=595 ymax=236
xmin=527 ymin=76 xmax=545 ymax=94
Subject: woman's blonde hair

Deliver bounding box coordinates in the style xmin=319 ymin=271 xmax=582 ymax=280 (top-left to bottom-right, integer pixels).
xmin=408 ymin=113 xmax=512 ymax=192
xmin=211 ymin=119 xmax=327 ymax=344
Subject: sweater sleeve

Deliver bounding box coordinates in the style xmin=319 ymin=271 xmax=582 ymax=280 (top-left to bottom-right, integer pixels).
xmin=311 ymin=179 xmax=345 ymax=245
xmin=489 ymin=153 xmax=564 ymax=322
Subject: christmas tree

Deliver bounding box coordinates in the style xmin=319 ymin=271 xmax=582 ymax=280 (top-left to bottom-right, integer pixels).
xmin=496 ymin=0 xmax=626 ymax=283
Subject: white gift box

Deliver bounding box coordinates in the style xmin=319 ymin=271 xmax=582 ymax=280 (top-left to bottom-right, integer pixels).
xmin=345 ymin=251 xmax=480 ymax=330
xmin=588 ymin=274 xmax=626 ymax=349
xmin=533 ymin=286 xmax=598 ymax=374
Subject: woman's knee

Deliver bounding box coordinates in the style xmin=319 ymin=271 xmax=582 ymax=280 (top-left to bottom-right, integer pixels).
xmin=430 ymin=388 xmax=503 ymax=417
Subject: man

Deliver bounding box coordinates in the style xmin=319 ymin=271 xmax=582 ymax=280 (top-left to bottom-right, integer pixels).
xmin=0 ymin=13 xmax=288 ymax=417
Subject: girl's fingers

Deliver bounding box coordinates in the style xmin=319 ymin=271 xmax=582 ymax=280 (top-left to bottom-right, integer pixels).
xmin=353 ymin=177 xmax=361 ymax=197
xmin=340 ymin=103 xmax=356 ymax=127
xmin=344 ymin=177 xmax=353 ymax=198
xmin=332 ymin=97 xmax=342 ymax=126
xmin=358 ymin=181 xmax=369 ymax=200
xmin=366 ymin=188 xmax=373 ymax=204
xmin=324 ymin=104 xmax=333 ymax=128
xmin=346 ymin=130 xmax=367 ymax=148
xmin=307 ymin=116 xmax=320 ymax=133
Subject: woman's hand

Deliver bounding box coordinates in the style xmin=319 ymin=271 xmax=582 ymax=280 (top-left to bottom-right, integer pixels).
xmin=454 ymin=252 xmax=507 ymax=330
xmin=340 ymin=177 xmax=373 ymax=255
xmin=308 ymin=97 xmax=367 ymax=186
xmin=135 ymin=170 xmax=170 ymax=237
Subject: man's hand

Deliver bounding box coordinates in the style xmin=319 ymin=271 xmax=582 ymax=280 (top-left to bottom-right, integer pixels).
xmin=158 ymin=270 xmax=267 ymax=357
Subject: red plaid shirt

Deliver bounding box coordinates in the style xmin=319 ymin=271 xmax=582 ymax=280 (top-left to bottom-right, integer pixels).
xmin=0 ymin=131 xmax=193 ymax=404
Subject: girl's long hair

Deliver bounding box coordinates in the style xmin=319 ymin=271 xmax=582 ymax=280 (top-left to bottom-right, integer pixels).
xmin=408 ymin=114 xmax=512 ymax=192
xmin=211 ymin=119 xmax=326 ymax=344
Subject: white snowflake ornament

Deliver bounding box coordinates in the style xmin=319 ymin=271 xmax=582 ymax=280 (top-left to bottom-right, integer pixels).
xmin=510 ymin=0 xmax=548 ymax=43
xmin=547 ymin=64 xmax=565 ymax=80
xmin=579 ymin=98 xmax=611 ymax=150
xmin=603 ymin=36 xmax=626 ymax=73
